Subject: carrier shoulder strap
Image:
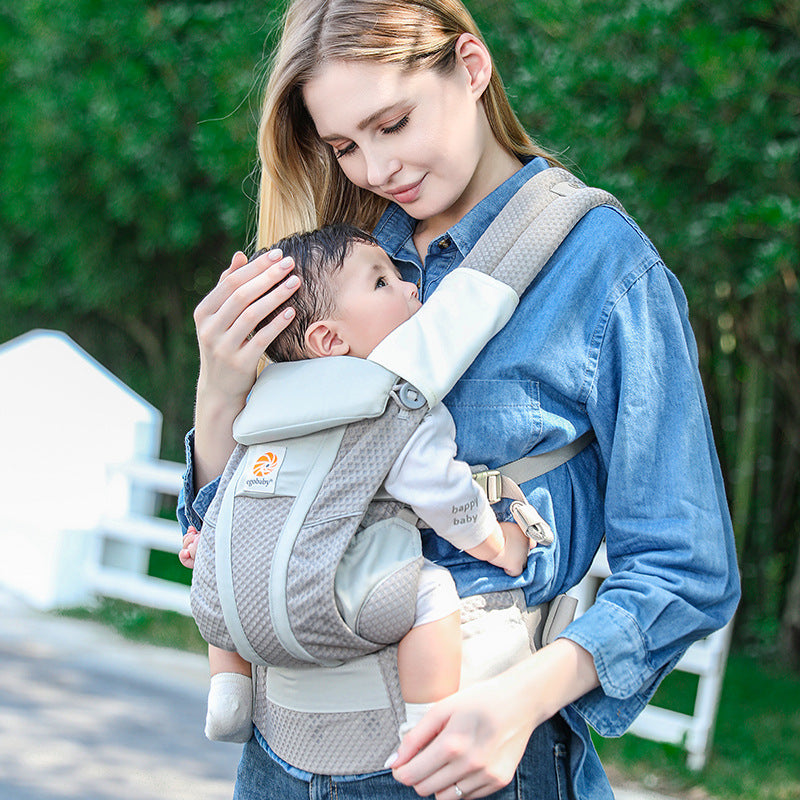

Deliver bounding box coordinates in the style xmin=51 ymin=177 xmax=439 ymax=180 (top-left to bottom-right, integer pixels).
xmin=369 ymin=167 xmax=624 ymax=407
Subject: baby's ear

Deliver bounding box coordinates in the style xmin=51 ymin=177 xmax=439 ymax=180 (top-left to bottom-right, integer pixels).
xmin=304 ymin=320 xmax=350 ymax=358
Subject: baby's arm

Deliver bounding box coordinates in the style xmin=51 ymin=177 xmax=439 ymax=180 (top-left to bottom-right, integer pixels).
xmin=204 ymin=645 xmax=253 ymax=743
xmin=465 ymin=520 xmax=530 ymax=577
xmin=384 ymin=405 xmax=530 ymax=576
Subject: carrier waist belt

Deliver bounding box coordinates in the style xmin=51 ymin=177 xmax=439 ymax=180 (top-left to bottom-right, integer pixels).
xmin=254 ymin=589 xmax=577 ymax=775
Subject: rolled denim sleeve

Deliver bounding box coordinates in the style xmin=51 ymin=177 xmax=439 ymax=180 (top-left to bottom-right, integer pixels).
xmin=176 ymin=428 xmax=221 ymax=536
xmin=561 ymin=259 xmax=740 ymax=736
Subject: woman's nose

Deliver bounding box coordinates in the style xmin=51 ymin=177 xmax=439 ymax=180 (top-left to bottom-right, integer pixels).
xmin=364 ymin=147 xmax=400 ymax=188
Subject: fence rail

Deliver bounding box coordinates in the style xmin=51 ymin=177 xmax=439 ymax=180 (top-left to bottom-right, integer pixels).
xmin=92 ymin=457 xmax=731 ymax=770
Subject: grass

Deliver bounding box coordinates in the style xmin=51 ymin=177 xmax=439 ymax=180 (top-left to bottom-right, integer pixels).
xmin=58 ymin=597 xmax=800 ymax=799
xmin=592 ymin=651 xmax=800 ymax=800
xmin=59 ymin=597 xmax=207 ymax=654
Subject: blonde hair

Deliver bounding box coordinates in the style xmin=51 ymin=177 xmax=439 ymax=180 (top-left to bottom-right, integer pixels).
xmin=256 ymin=0 xmax=560 ymax=248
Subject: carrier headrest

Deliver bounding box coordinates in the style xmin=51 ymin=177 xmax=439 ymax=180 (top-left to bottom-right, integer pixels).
xmin=368 ymin=268 xmax=518 ymax=407
xmin=233 ymin=356 xmax=399 ymax=445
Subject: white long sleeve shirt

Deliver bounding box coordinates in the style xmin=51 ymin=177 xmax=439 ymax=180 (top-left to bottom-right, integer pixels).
xmin=382 ymin=403 xmax=501 ymax=551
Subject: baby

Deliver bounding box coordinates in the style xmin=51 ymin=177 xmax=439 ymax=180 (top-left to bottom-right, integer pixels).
xmin=190 ymin=223 xmax=531 ymax=745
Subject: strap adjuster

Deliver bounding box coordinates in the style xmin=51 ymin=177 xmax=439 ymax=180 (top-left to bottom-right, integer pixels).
xmin=472 ymin=468 xmax=503 ymax=504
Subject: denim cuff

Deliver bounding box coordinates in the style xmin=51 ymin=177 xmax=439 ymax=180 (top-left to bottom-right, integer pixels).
xmin=558 ymin=598 xmax=676 ymax=736
xmin=176 ymin=428 xmax=221 ymax=534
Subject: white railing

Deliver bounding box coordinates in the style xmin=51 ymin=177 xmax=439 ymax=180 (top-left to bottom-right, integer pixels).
xmin=90 ymin=459 xmax=190 ymax=615
xmin=94 ymin=459 xmax=730 ymax=770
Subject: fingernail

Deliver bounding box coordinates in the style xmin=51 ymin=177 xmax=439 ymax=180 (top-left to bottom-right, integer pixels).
xmin=284 ymin=275 xmax=300 ymax=288
xmin=383 ymin=752 xmax=398 ymax=769
xmin=283 ymin=308 xmax=295 ymax=319
xmin=267 ymin=248 xmax=282 ymax=259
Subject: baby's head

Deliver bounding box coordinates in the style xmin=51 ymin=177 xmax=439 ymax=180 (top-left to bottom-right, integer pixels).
xmin=257 ymin=223 xmax=420 ymax=362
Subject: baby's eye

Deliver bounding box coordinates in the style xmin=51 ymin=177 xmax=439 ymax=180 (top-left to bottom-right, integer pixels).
xmin=375 ymin=276 xmax=388 ymax=289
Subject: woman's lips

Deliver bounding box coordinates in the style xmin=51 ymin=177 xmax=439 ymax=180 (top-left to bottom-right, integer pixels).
xmin=387 ymin=177 xmax=423 ymax=204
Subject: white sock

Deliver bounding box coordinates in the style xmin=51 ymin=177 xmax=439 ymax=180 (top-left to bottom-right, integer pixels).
xmin=399 ymin=701 xmax=435 ymax=739
xmin=385 ymin=702 xmax=436 ymax=768
xmin=204 ymin=672 xmax=253 ymax=743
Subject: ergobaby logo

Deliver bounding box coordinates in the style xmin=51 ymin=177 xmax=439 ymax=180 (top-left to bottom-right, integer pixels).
xmin=239 ymin=445 xmax=287 ymax=497
xmin=252 ymin=452 xmax=279 ymax=478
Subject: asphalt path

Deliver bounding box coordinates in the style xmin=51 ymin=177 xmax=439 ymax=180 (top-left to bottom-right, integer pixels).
xmin=0 ymin=589 xmax=683 ymax=800
xmin=0 ymin=590 xmax=240 ymax=800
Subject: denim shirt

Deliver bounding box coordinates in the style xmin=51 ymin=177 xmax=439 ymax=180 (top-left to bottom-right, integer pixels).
xmin=178 ymin=156 xmax=740 ymax=791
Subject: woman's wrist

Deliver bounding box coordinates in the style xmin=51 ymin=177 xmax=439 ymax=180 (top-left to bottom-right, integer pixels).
xmin=503 ymin=637 xmax=600 ymax=726
xmin=193 ymin=379 xmax=248 ymax=489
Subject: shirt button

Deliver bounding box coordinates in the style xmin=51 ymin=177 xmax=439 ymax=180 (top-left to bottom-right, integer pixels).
xmin=437 ymin=236 xmax=451 ymax=249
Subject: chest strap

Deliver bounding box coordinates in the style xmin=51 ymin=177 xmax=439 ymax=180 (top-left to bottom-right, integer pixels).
xmin=472 ymin=430 xmax=596 ymax=545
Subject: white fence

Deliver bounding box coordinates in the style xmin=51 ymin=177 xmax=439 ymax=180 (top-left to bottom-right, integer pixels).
xmin=91 ymin=458 xmax=190 ymax=615
xmin=93 ymin=457 xmax=731 ymax=770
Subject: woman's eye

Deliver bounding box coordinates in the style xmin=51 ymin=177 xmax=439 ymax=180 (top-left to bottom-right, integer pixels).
xmin=382 ymin=115 xmax=409 ymax=135
xmin=334 ymin=142 xmax=356 ymax=159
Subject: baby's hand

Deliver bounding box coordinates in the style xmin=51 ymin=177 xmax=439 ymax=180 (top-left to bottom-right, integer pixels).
xmin=493 ymin=521 xmax=531 ymax=577
xmin=179 ymin=526 xmax=200 ymax=569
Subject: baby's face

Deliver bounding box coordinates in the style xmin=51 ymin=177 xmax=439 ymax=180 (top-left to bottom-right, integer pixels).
xmin=330 ymin=242 xmax=421 ymax=358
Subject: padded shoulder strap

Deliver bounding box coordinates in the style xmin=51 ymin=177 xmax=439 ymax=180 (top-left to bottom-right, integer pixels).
xmin=370 ymin=168 xmax=625 ymax=407
xmin=233 ymin=355 xmax=399 ymax=444
xmin=465 ymin=167 xmax=624 ymax=295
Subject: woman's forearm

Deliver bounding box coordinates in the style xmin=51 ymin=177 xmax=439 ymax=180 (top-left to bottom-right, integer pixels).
xmin=509 ymin=637 xmax=600 ymax=725
xmin=192 ymin=378 xmax=247 ymax=491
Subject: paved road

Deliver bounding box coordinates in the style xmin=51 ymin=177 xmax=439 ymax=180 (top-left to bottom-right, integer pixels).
xmin=0 ymin=591 xmax=240 ymax=800
xmin=0 ymin=589 xmax=681 ymax=800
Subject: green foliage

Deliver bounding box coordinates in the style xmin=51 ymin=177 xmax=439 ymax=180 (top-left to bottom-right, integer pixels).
xmin=2 ymin=1 xmax=799 ymax=647
xmin=593 ymin=652 xmax=800 ymax=799
xmin=472 ymin=0 xmax=800 ymax=654
xmin=0 ymin=0 xmax=280 ymax=457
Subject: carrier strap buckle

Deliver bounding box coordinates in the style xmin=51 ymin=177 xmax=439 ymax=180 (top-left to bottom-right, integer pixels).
xmin=510 ymin=500 xmax=554 ymax=545
xmin=472 ymin=468 xmax=503 ymax=504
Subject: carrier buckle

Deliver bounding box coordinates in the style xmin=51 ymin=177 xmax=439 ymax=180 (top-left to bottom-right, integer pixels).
xmin=472 ymin=468 xmax=503 ymax=505
xmin=510 ymin=501 xmax=554 ymax=545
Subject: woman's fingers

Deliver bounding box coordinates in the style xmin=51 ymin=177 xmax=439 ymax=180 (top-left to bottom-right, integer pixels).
xmin=196 ymin=251 xmax=291 ymax=329
xmin=223 ymin=266 xmax=300 ymax=348
xmin=391 ymin=675 xmax=536 ymax=799
xmin=194 ymin=250 xmax=300 ymax=371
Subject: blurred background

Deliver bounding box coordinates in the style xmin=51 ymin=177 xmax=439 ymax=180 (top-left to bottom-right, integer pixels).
xmin=0 ymin=1 xmax=798 ymax=795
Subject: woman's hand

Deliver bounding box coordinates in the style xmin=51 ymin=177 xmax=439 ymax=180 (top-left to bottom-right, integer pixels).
xmin=390 ymin=639 xmax=600 ymax=799
xmin=389 ymin=672 xmax=538 ymax=799
xmin=192 ymin=249 xmax=300 ymax=488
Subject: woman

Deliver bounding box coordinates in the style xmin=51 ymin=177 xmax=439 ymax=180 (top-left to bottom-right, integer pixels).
xmin=179 ymin=1 xmax=740 ymax=797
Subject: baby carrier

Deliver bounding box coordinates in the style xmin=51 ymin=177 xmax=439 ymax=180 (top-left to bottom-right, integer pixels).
xmin=190 ymin=167 xmax=624 ymax=772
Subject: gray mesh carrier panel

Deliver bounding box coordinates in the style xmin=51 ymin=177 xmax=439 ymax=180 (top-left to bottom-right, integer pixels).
xmin=191 ymin=395 xmax=427 ymax=668
xmin=256 ymin=647 xmax=404 ymax=774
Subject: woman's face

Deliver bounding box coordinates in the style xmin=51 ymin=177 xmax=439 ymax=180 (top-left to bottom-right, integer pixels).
xmin=302 ymin=52 xmax=494 ymax=228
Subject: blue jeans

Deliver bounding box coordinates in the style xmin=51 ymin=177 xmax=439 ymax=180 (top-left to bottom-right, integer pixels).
xmin=232 ymin=716 xmax=574 ymax=800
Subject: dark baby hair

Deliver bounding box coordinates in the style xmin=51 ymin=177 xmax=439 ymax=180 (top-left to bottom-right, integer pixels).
xmin=253 ymin=223 xmax=378 ymax=363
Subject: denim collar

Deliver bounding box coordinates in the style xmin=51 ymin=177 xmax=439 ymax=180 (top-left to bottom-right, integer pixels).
xmin=373 ymin=156 xmax=551 ymax=262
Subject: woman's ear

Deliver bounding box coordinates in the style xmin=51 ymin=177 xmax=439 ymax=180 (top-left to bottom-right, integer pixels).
xmin=453 ymin=32 xmax=492 ymax=99
xmin=304 ymin=319 xmax=351 ymax=358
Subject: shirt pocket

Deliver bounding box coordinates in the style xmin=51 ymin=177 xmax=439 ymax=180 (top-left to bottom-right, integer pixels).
xmin=442 ymin=379 xmax=543 ymax=468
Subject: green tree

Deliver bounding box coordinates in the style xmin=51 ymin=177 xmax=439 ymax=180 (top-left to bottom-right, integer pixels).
xmin=1 ymin=0 xmax=798 ymax=658
xmin=472 ymin=0 xmax=799 ymax=657
xmin=0 ymin=0 xmax=278 ymax=457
